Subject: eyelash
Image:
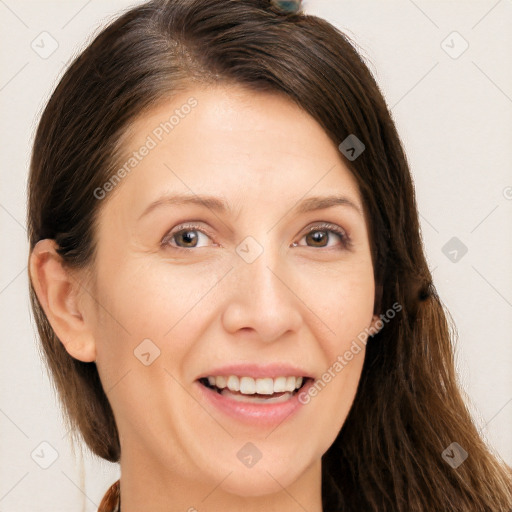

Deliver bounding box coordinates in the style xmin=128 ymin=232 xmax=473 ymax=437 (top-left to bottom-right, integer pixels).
xmin=161 ymin=222 xmax=351 ymax=251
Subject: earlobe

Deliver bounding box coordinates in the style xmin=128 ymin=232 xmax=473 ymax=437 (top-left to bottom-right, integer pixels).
xmin=29 ymin=239 xmax=96 ymax=362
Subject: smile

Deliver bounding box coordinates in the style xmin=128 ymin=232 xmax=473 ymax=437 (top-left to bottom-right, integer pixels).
xmin=196 ymin=373 xmax=314 ymax=426
xmin=205 ymin=374 xmax=305 ymax=393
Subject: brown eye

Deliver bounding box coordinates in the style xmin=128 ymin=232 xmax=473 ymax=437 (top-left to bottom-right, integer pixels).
xmin=305 ymin=230 xmax=331 ymax=247
xmin=161 ymin=223 xmax=212 ymax=250
xmin=174 ymin=229 xmax=200 ymax=248
xmin=294 ymin=223 xmax=350 ymax=249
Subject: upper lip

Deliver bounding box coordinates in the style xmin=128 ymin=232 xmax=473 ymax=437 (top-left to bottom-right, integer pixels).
xmin=196 ymin=363 xmax=315 ymax=380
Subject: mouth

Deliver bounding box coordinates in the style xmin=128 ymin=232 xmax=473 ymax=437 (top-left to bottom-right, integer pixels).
xmin=198 ymin=375 xmax=311 ymax=404
xmin=194 ymin=363 xmax=315 ymax=425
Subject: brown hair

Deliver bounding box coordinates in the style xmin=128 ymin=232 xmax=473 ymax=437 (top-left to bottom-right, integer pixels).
xmin=27 ymin=0 xmax=512 ymax=510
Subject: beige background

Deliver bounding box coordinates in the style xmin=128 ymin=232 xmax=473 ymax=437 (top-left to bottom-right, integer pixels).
xmin=0 ymin=0 xmax=511 ymax=510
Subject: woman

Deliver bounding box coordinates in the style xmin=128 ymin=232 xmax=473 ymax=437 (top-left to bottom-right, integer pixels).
xmin=27 ymin=0 xmax=512 ymax=510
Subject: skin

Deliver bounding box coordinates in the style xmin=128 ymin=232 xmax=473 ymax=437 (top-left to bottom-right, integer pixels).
xmin=30 ymin=84 xmax=381 ymax=511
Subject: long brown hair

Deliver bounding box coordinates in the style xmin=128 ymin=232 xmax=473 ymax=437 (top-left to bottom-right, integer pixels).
xmin=27 ymin=0 xmax=512 ymax=510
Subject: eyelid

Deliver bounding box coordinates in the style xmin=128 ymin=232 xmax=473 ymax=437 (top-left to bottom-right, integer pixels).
xmin=304 ymin=221 xmax=346 ymax=235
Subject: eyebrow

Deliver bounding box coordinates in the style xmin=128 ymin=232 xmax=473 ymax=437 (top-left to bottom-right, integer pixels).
xmin=138 ymin=192 xmax=363 ymax=220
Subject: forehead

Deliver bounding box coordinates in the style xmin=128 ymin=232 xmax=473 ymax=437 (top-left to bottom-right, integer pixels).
xmin=105 ymin=84 xmax=363 ymax=218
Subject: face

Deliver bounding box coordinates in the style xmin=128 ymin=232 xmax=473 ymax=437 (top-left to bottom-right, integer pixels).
xmin=83 ymin=84 xmax=378 ymax=496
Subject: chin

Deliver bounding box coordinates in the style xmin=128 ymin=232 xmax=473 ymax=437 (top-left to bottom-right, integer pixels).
xmin=216 ymin=459 xmax=306 ymax=497
xmin=221 ymin=473 xmax=291 ymax=497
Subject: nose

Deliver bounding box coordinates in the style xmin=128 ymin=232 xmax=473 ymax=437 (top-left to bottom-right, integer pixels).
xmin=221 ymin=244 xmax=303 ymax=343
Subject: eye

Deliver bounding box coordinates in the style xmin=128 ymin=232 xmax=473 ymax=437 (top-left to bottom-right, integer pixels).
xmin=161 ymin=221 xmax=351 ymax=251
xmin=293 ymin=222 xmax=350 ymax=249
xmin=161 ymin=223 xmax=214 ymax=250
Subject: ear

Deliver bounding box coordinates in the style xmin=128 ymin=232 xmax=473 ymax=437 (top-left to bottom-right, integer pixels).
xmin=29 ymin=239 xmax=96 ymax=362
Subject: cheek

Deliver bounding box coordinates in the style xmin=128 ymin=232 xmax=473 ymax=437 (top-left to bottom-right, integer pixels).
xmin=91 ymin=257 xmax=228 ymax=377
xmin=94 ymin=256 xmax=218 ymax=331
xmin=297 ymin=261 xmax=374 ymax=419
xmin=298 ymin=258 xmax=375 ymax=351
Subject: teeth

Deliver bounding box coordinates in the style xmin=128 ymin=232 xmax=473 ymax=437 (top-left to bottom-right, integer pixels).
xmin=208 ymin=375 xmax=305 ymax=395
xmin=273 ymin=376 xmax=287 ymax=392
xmin=215 ymin=376 xmax=227 ymax=389
xmin=240 ymin=376 xmax=256 ymax=394
xmin=256 ymin=378 xmax=274 ymax=395
xmin=226 ymin=375 xmax=240 ymax=392
xmin=222 ymin=389 xmax=294 ymax=404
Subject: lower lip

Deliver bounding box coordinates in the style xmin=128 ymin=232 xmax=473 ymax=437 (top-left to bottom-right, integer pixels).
xmin=195 ymin=379 xmax=313 ymax=427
